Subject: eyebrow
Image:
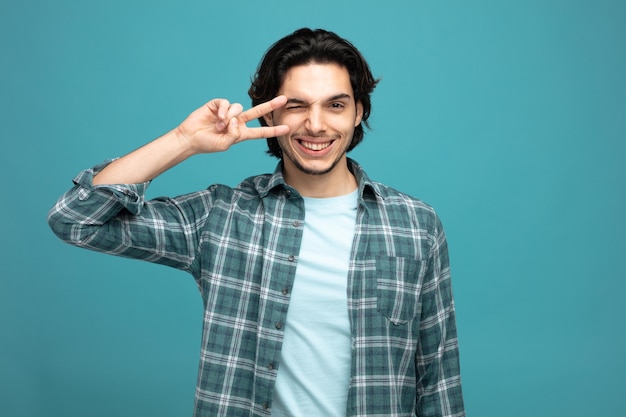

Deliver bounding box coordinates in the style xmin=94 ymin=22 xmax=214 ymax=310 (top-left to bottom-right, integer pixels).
xmin=285 ymin=93 xmax=352 ymax=105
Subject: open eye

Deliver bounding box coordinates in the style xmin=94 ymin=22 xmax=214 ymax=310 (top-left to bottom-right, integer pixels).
xmin=329 ymin=102 xmax=345 ymax=110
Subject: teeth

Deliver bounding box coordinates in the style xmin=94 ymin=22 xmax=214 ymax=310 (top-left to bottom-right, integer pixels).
xmin=301 ymin=141 xmax=330 ymax=151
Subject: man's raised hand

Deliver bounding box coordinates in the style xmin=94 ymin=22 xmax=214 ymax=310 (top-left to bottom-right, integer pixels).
xmin=175 ymin=95 xmax=290 ymax=155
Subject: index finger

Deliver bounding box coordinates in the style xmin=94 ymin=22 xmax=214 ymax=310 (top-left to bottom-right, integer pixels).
xmin=238 ymin=95 xmax=288 ymax=123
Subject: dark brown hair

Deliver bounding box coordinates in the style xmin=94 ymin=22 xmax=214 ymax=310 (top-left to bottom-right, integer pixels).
xmin=248 ymin=28 xmax=379 ymax=158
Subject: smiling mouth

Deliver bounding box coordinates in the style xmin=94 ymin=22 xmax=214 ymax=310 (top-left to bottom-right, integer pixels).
xmin=299 ymin=140 xmax=332 ymax=151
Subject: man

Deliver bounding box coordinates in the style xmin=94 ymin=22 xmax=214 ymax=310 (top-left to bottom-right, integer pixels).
xmin=48 ymin=28 xmax=465 ymax=417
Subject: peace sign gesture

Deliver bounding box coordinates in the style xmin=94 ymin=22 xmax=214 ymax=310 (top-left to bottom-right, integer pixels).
xmin=92 ymin=96 xmax=290 ymax=185
xmin=176 ymin=95 xmax=290 ymax=155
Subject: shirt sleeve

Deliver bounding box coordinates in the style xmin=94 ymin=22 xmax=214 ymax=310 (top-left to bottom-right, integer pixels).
xmin=415 ymin=214 xmax=465 ymax=417
xmin=47 ymin=160 xmax=209 ymax=273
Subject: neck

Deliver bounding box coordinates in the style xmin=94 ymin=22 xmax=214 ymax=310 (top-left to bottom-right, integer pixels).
xmin=283 ymin=158 xmax=357 ymax=198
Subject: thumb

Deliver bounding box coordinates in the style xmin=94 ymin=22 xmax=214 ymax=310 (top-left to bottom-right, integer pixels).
xmin=226 ymin=116 xmax=242 ymax=141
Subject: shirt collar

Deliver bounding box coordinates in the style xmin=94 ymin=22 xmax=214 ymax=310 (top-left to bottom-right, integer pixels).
xmin=257 ymin=158 xmax=383 ymax=201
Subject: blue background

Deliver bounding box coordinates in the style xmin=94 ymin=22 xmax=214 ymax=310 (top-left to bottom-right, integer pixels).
xmin=2 ymin=0 xmax=625 ymax=415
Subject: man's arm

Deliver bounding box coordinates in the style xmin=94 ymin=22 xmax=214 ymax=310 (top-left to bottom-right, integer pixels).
xmin=93 ymin=96 xmax=289 ymax=185
xmin=47 ymin=96 xmax=290 ymax=270
xmin=415 ymin=216 xmax=465 ymax=417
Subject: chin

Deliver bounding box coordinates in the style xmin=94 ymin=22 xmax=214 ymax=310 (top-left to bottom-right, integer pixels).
xmin=292 ymin=157 xmax=344 ymax=176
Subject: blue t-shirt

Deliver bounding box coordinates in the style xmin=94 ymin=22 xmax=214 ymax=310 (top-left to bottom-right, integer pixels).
xmin=272 ymin=189 xmax=358 ymax=417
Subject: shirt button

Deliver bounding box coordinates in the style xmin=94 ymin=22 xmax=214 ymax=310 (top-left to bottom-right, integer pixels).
xmin=262 ymin=402 xmax=269 ymax=410
xmin=268 ymin=363 xmax=275 ymax=370
xmin=281 ymin=287 xmax=289 ymax=295
xmin=275 ymin=321 xmax=283 ymax=330
xmin=288 ymin=255 xmax=295 ymax=262
xmin=293 ymin=220 xmax=300 ymax=227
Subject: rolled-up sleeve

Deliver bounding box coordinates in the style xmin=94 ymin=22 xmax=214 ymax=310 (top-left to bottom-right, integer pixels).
xmin=47 ymin=161 xmax=205 ymax=272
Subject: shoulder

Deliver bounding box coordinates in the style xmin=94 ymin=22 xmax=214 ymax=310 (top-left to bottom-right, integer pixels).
xmin=368 ymin=181 xmax=443 ymax=234
xmin=351 ymin=159 xmax=443 ymax=235
xmin=373 ymin=181 xmax=434 ymax=212
xmin=202 ymin=172 xmax=274 ymax=201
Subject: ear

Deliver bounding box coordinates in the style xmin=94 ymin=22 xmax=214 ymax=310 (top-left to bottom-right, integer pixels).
xmin=354 ymin=101 xmax=364 ymax=127
xmin=263 ymin=113 xmax=274 ymax=127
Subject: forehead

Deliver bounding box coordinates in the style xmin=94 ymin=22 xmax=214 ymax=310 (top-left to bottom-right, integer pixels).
xmin=279 ymin=62 xmax=353 ymax=99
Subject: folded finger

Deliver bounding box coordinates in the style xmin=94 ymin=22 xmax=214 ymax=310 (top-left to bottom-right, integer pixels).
xmin=206 ymin=99 xmax=230 ymax=119
xmin=226 ymin=103 xmax=244 ymax=121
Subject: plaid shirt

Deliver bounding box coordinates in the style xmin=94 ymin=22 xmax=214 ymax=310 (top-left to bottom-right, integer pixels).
xmin=48 ymin=159 xmax=464 ymax=417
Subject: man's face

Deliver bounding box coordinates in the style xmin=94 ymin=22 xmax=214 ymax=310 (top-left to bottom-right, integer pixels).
xmin=266 ymin=63 xmax=363 ymax=178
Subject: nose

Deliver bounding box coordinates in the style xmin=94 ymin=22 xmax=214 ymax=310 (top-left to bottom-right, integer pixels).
xmin=305 ymin=106 xmax=326 ymax=134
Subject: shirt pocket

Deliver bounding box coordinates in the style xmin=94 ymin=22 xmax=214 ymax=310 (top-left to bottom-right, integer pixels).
xmin=376 ymin=256 xmax=426 ymax=325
